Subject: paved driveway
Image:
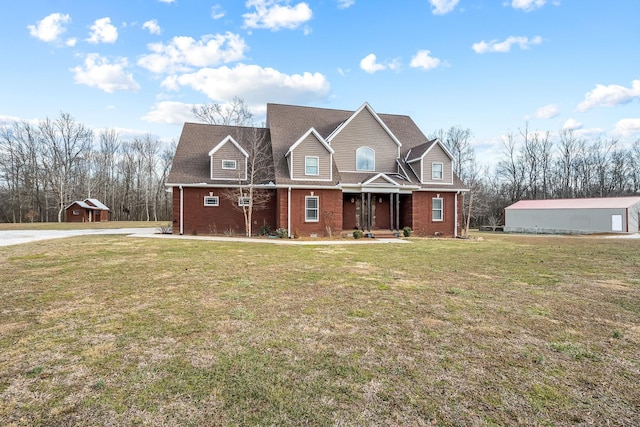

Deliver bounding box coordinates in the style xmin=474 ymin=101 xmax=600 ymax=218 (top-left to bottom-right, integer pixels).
xmin=0 ymin=228 xmax=158 ymax=247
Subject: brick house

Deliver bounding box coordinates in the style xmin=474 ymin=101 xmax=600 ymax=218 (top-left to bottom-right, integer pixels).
xmin=166 ymin=102 xmax=468 ymax=237
xmin=65 ymin=198 xmax=110 ymax=222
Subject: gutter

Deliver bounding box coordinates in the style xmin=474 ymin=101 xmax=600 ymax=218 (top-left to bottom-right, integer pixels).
xmin=454 ymin=190 xmax=460 ymax=238
xmin=287 ymin=186 xmax=292 ymax=238
xmin=179 ymin=185 xmax=184 ymax=235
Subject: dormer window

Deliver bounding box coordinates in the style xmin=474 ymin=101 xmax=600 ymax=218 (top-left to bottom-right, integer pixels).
xmin=222 ymin=160 xmax=237 ymax=170
xmin=432 ymin=162 xmax=443 ymax=180
xmin=305 ymin=156 xmax=319 ymax=175
xmin=356 ymin=147 xmax=375 ymax=171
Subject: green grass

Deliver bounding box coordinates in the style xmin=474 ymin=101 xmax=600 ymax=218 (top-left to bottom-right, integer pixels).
xmin=0 ymin=233 xmax=639 ymax=426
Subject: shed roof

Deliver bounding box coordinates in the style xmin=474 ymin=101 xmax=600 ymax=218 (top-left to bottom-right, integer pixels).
xmin=506 ymin=197 xmax=640 ymax=210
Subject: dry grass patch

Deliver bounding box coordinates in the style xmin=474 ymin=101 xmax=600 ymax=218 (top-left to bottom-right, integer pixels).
xmin=0 ymin=234 xmax=639 ymax=425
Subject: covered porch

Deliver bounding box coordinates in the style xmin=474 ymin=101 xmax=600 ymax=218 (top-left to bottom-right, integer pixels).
xmin=342 ymin=191 xmax=412 ymax=233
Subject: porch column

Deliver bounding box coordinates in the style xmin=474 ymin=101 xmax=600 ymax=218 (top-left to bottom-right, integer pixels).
xmin=367 ymin=192 xmax=372 ymax=231
xmin=389 ymin=193 xmax=394 ymax=231
xmin=360 ymin=193 xmax=365 ymax=230
xmin=396 ymin=193 xmax=400 ymax=231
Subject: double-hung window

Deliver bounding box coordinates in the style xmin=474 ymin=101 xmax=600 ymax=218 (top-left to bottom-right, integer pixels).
xmin=305 ymin=196 xmax=319 ymax=222
xmin=432 ymin=162 xmax=443 ymax=180
xmin=238 ymin=197 xmax=250 ymax=207
xmin=305 ymin=156 xmax=319 ymax=176
xmin=222 ymin=159 xmax=237 ymax=170
xmin=432 ymin=197 xmax=443 ymax=221
xmin=204 ymin=196 xmax=219 ymax=206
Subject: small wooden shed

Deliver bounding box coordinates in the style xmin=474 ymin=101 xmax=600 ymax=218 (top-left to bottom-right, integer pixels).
xmin=504 ymin=196 xmax=640 ymax=234
xmin=65 ymin=198 xmax=110 ymax=223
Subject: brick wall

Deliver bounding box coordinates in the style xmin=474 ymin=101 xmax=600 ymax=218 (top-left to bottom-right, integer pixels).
xmin=288 ymin=189 xmax=343 ymax=237
xmin=410 ymin=191 xmax=461 ymax=237
xmin=172 ymin=186 xmax=277 ymax=236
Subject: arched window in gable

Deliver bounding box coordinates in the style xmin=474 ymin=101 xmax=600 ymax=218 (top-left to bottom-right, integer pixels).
xmin=356 ymin=147 xmax=375 ymax=171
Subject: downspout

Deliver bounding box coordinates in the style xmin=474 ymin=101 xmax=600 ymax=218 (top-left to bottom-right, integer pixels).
xmin=454 ymin=191 xmax=460 ymax=238
xmin=287 ymin=186 xmax=292 ymax=238
xmin=179 ymin=185 xmax=184 ymax=235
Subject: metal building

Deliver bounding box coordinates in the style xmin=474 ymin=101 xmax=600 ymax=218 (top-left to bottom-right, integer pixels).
xmin=504 ymin=197 xmax=640 ymax=234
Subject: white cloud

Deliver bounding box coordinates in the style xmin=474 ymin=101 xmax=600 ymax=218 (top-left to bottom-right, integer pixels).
xmin=472 ymin=35 xmax=542 ymax=53
xmin=528 ymin=104 xmax=559 ymax=119
xmin=211 ymin=5 xmax=226 ymax=19
xmin=613 ymin=118 xmax=640 ymax=137
xmin=27 ymin=13 xmax=71 ymax=43
xmin=410 ymin=50 xmax=442 ymax=70
xmin=429 ymin=0 xmax=459 ymax=15
xmin=510 ymin=0 xmax=547 ymax=12
xmin=158 ymin=0 xmax=175 ymax=3
xmin=87 ymin=17 xmax=118 ymax=44
xmin=66 ymin=38 xmax=77 ymax=47
xmin=142 ymin=101 xmax=195 ymax=124
xmin=577 ymin=79 xmax=640 ymax=112
xmin=142 ymin=19 xmax=161 ymax=35
xmin=71 ymin=53 xmax=140 ymax=93
xmin=244 ymin=0 xmax=313 ymax=31
xmin=138 ymin=32 xmax=247 ymax=74
xmin=359 ymin=54 xmax=388 ymax=73
xmin=562 ymin=118 xmax=582 ymax=130
xmin=161 ymin=63 xmax=330 ymax=106
xmin=337 ymin=0 xmax=355 ymax=9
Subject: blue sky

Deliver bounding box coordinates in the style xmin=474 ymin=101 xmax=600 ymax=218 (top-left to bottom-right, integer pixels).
xmin=1 ymin=0 xmax=639 ymax=166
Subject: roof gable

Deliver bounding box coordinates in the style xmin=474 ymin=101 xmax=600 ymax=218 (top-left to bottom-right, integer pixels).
xmin=406 ymin=138 xmax=453 ymax=163
xmin=362 ymin=173 xmax=400 ymax=186
xmin=285 ymin=127 xmax=334 ymax=157
xmin=327 ymin=102 xmax=402 ymax=148
xmin=208 ymin=135 xmax=249 ymax=158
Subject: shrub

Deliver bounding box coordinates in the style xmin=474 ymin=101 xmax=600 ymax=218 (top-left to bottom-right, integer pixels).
xmin=259 ymin=224 xmax=272 ymax=236
xmin=403 ymin=226 xmax=412 ymax=237
xmin=275 ymin=228 xmax=288 ymax=238
xmin=353 ymin=230 xmax=363 ymax=239
xmin=158 ymin=223 xmax=173 ymax=234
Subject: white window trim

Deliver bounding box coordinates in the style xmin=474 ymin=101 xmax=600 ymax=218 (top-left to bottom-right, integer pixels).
xmin=204 ymin=196 xmax=219 ymax=207
xmin=356 ymin=147 xmax=375 ymax=171
xmin=305 ymin=156 xmax=320 ymax=176
xmin=432 ymin=162 xmax=444 ymax=180
xmin=305 ymin=196 xmax=319 ymax=222
xmin=238 ymin=197 xmax=250 ymax=207
xmin=432 ymin=197 xmax=443 ymax=222
xmin=222 ymin=159 xmax=237 ymax=170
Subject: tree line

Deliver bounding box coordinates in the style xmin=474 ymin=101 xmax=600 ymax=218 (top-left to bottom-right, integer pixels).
xmin=434 ymin=125 xmax=640 ymax=229
xmin=2 ymin=103 xmax=639 ymax=228
xmin=0 ymin=113 xmax=175 ymax=223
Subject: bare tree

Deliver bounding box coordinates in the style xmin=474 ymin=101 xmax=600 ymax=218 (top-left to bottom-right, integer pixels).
xmin=221 ymin=127 xmax=274 ymax=236
xmin=631 ymin=139 xmax=640 ymax=194
xmin=432 ymin=126 xmax=478 ymax=234
xmin=191 ymin=97 xmax=253 ymax=126
xmin=39 ymin=113 xmax=93 ymax=222
xmin=496 ymin=132 xmax=526 ymax=203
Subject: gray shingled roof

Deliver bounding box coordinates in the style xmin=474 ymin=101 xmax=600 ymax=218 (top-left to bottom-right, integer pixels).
xmin=167 ymin=103 xmax=468 ymax=191
xmin=167 ymin=123 xmax=272 ymax=185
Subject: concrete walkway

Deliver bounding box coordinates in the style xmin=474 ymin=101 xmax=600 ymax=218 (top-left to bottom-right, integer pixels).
xmin=0 ymin=228 xmax=410 ymax=247
xmin=0 ymin=228 xmax=157 ymax=247
xmin=134 ymin=233 xmax=410 ymax=245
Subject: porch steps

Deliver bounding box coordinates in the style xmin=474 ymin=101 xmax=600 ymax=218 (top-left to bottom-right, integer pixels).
xmin=341 ymin=229 xmax=401 ymax=239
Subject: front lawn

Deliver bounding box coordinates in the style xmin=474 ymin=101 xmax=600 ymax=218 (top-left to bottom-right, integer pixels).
xmin=0 ymin=234 xmax=638 ymax=425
